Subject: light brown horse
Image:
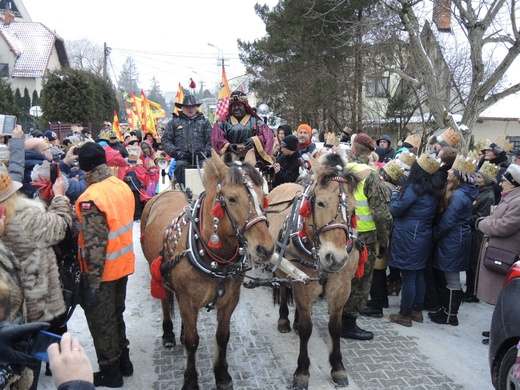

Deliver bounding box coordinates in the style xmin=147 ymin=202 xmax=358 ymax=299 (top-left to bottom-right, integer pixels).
xmin=267 ymin=153 xmax=361 ymax=389
xmin=141 ymin=149 xmax=275 ymax=390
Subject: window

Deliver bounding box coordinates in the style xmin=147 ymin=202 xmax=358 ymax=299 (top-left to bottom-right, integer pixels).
xmin=0 ymin=64 xmax=8 ymax=79
xmin=365 ymin=76 xmax=388 ymax=98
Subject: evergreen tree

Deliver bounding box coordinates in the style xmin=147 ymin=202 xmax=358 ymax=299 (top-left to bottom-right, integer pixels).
xmin=32 ymin=90 xmax=40 ymax=107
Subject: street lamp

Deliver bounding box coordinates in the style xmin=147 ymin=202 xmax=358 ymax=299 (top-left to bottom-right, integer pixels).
xmin=207 ymin=42 xmax=223 ymax=68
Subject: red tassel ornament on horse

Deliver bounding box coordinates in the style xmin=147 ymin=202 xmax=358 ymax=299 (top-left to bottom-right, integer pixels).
xmin=355 ymin=246 xmax=368 ymax=279
xmin=263 ymin=196 xmax=269 ymax=209
xmin=150 ymin=256 xmax=166 ymax=299
xmin=299 ymin=200 xmax=312 ymax=218
xmin=211 ymin=202 xmax=225 ymax=219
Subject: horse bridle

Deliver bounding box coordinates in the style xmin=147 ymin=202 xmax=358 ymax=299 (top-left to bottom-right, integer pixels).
xmin=213 ymin=162 xmax=269 ymax=249
xmin=306 ymin=176 xmax=355 ymax=255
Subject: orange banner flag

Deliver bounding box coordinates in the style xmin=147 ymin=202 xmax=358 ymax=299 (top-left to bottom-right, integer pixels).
xmin=112 ymin=110 xmax=123 ymax=141
xmin=174 ymin=83 xmax=184 ymax=116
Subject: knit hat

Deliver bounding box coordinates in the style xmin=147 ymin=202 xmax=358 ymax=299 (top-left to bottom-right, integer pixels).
xmin=297 ymin=124 xmax=312 ymax=137
xmin=502 ymin=164 xmax=520 ymax=187
xmin=78 ymin=142 xmax=107 ymax=172
xmin=453 ymin=169 xmax=476 ymax=184
xmin=353 ymin=132 xmax=376 ymax=151
xmin=280 ymin=135 xmax=298 ymax=152
xmin=0 ymin=163 xmax=22 ymax=202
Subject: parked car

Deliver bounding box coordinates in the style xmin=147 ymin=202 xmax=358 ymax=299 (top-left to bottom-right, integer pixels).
xmin=489 ymin=261 xmax=520 ymax=389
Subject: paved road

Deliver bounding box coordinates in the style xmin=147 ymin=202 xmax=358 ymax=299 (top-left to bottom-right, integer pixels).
xmin=38 ymin=223 xmax=495 ymax=389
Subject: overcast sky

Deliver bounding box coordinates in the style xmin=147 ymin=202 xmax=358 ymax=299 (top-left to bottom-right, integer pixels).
xmin=22 ymin=0 xmax=279 ymax=94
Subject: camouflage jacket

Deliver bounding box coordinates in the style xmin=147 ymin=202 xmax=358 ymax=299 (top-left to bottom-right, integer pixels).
xmin=350 ymin=154 xmax=392 ymax=245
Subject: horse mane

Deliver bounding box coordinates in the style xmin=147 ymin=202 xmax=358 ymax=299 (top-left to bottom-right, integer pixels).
xmin=226 ymin=162 xmax=264 ymax=187
xmin=316 ymin=160 xmax=360 ymax=194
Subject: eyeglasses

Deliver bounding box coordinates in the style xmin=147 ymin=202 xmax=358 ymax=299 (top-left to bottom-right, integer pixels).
xmin=104 ymin=124 xmax=111 ymax=127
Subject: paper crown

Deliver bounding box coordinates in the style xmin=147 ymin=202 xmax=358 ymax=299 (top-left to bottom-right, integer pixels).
xmin=417 ymin=154 xmax=440 ymax=174
xmin=478 ymin=160 xmax=500 ymax=180
xmin=404 ymin=135 xmax=420 ymax=149
xmin=437 ymin=128 xmax=462 ymax=147
xmin=324 ymin=132 xmax=340 ymax=147
xmin=397 ymin=150 xmax=417 ymax=169
xmin=383 ymin=160 xmax=405 ymax=182
xmin=452 ymin=154 xmax=477 ymax=175
xmin=99 ymin=130 xmax=117 ymax=141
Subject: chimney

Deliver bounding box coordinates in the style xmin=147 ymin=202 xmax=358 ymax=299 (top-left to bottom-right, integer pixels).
xmin=433 ymin=0 xmax=451 ymax=32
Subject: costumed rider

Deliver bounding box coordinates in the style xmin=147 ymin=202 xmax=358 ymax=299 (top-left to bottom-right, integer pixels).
xmin=211 ymin=91 xmax=274 ymax=165
xmin=162 ymin=95 xmax=211 ymax=188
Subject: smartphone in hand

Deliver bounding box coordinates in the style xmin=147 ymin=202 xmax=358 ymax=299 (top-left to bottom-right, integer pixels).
xmin=26 ymin=330 xmax=62 ymax=362
xmin=49 ymin=162 xmax=60 ymax=184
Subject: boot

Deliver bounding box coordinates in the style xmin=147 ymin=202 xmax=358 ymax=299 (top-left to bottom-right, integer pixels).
xmin=94 ymin=362 xmax=123 ymax=388
xmin=120 ymin=347 xmax=134 ymax=376
xmin=430 ymin=289 xmax=463 ymax=326
xmin=389 ymin=311 xmax=412 ymax=327
xmin=360 ymin=304 xmax=383 ymax=318
xmin=341 ymin=314 xmax=374 ymax=340
xmin=411 ymin=310 xmax=423 ymax=323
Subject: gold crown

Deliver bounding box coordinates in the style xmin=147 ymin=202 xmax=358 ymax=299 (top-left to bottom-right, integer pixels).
xmin=383 ymin=160 xmax=405 ymax=182
xmin=404 ymin=135 xmax=421 ymax=149
xmin=475 ymin=138 xmax=492 ymax=152
xmin=494 ymin=136 xmax=514 ymax=153
xmin=417 ymin=154 xmax=440 ymax=174
xmin=439 ymin=128 xmax=462 ymax=147
xmin=478 ymin=160 xmax=500 ymax=180
xmin=99 ymin=130 xmax=116 ymax=141
xmin=398 ymin=150 xmax=417 ymax=168
xmin=325 ymin=132 xmax=339 ymax=146
xmin=466 ymin=150 xmax=480 ymax=160
xmin=452 ymin=154 xmax=477 ymax=175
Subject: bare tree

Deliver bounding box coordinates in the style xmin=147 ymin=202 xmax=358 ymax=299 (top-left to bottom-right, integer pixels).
xmin=66 ymin=39 xmax=104 ymax=76
xmin=382 ymin=0 xmax=520 ymax=146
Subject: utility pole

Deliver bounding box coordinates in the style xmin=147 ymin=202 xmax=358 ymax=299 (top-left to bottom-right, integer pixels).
xmin=103 ymin=42 xmax=111 ymax=80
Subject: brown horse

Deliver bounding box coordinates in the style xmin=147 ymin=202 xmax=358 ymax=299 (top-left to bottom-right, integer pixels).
xmin=141 ymin=149 xmax=275 ymax=390
xmin=267 ymin=153 xmax=361 ymax=389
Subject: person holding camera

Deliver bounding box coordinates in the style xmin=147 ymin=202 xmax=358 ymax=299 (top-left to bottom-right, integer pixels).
xmin=162 ymin=95 xmax=211 ymax=188
xmin=211 ymin=91 xmax=274 ymax=162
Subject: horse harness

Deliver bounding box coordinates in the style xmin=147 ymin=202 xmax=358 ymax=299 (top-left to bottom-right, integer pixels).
xmin=159 ymin=162 xmax=268 ymax=310
xmin=273 ymin=176 xmax=364 ymax=285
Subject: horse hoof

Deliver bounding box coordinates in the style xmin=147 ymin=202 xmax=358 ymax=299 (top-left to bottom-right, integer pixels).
xmin=292 ymin=374 xmax=309 ymax=390
xmin=162 ymin=335 xmax=176 ymax=348
xmin=277 ymin=320 xmax=291 ymax=333
xmin=216 ymin=381 xmax=233 ymax=390
xmin=331 ymin=371 xmax=349 ymax=387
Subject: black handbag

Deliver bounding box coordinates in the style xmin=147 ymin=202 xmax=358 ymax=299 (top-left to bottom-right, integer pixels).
xmin=483 ymin=243 xmax=519 ymax=275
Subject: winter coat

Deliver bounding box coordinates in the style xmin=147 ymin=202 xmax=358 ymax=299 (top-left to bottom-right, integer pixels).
xmin=22 ymin=150 xmax=87 ymax=202
xmin=468 ymin=184 xmax=495 ymax=272
xmin=2 ymin=195 xmax=71 ymax=323
xmin=389 ymin=185 xmax=437 ymax=270
xmin=476 ymin=186 xmax=520 ymax=304
xmin=163 ymin=111 xmax=212 ymax=166
xmin=273 ymin=150 xmax=301 ymax=188
xmin=433 ymin=182 xmax=479 ymax=272
xmin=0 ymin=240 xmax=34 ymax=389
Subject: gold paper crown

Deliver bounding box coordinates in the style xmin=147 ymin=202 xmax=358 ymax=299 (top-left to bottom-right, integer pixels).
xmin=494 ymin=136 xmax=514 ymax=153
xmin=404 ymin=135 xmax=421 ymax=149
xmin=417 ymin=154 xmax=440 ymax=174
xmin=398 ymin=150 xmax=417 ymax=168
xmin=466 ymin=150 xmax=480 ymax=160
xmin=99 ymin=130 xmax=116 ymax=141
xmin=383 ymin=160 xmax=405 ymax=182
xmin=452 ymin=154 xmax=477 ymax=175
xmin=475 ymin=138 xmax=492 ymax=152
xmin=325 ymin=132 xmax=340 ymax=146
xmin=478 ymin=161 xmax=500 ymax=180
xmin=439 ymin=128 xmax=462 ymax=147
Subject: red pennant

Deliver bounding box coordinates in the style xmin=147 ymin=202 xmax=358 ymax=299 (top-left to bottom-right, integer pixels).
xmin=299 ymin=200 xmax=311 ymax=217
xmin=355 ymin=246 xmax=368 ymax=279
xmin=211 ymin=202 xmax=225 ymax=219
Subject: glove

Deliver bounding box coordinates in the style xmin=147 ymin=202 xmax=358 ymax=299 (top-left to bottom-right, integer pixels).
xmin=85 ymin=287 xmax=99 ymax=307
xmin=0 ymin=318 xmax=49 ymax=366
xmin=377 ymin=244 xmax=387 ymax=259
xmin=228 ymin=144 xmax=239 ymax=154
xmin=243 ymin=138 xmax=255 ymax=149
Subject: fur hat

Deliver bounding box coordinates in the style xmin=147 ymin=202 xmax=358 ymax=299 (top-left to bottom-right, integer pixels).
xmin=280 ymin=135 xmax=298 ymax=152
xmin=503 ymin=164 xmax=520 ymax=187
xmin=483 ymin=143 xmax=507 ymax=158
xmin=0 ymin=163 xmax=22 ymax=202
xmin=78 ymin=142 xmax=107 ymax=172
xmin=297 ymin=124 xmax=312 ymax=137
xmin=353 ymin=133 xmax=376 ymax=151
